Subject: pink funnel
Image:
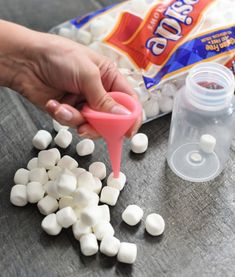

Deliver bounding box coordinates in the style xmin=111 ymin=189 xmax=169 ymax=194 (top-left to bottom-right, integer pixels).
xmin=82 ymin=92 xmax=142 ymax=178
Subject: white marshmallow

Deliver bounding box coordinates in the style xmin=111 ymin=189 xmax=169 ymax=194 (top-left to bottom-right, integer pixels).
xmin=57 ymin=155 xmax=78 ymax=170
xmin=14 ymin=168 xmax=29 ymax=185
xmin=89 ymin=18 xmax=107 ymax=37
xmin=27 ymin=157 xmax=38 ymax=170
xmin=75 ymin=29 xmax=92 ymax=45
xmin=48 ymin=166 xmax=62 ymax=181
xmin=107 ymin=172 xmax=126 ymax=191
xmin=80 ymin=205 xmax=110 ymax=226
xmin=117 ymin=242 xmax=137 ymax=264
xmin=27 ymin=182 xmax=45 ymax=203
xmin=56 ymin=206 xmax=77 ymax=228
xmin=80 ymin=234 xmax=99 ymax=256
xmin=54 ymin=129 xmax=72 ymax=149
xmin=122 ymin=205 xmax=144 ymax=226
xmin=158 ymin=96 xmax=174 ymax=113
xmin=93 ymin=221 xmax=114 ymax=241
xmin=10 ymin=185 xmax=28 ymax=207
xmin=29 ymin=168 xmax=48 ymax=185
xmin=134 ymin=87 xmax=149 ymax=104
xmin=58 ymin=196 xmax=75 ymax=209
xmin=73 ymin=188 xmax=99 ymax=208
xmin=145 ymin=213 xmax=165 ymax=236
xmin=161 ymin=83 xmax=176 ymax=98
xmin=52 ymin=119 xmax=69 ymax=132
xmin=77 ymin=171 xmax=97 ymax=192
xmin=58 ymin=27 xmax=74 ymax=39
xmin=93 ymin=177 xmax=102 ymax=194
xmin=56 ymin=173 xmax=77 ymax=196
xmin=71 ymin=167 xmax=86 ymax=178
xmin=100 ymin=235 xmax=120 ymax=257
xmin=131 ymin=133 xmax=148 ymax=154
xmin=76 ymin=139 xmax=95 ymax=156
xmin=46 ymin=181 xmax=61 ymax=199
xmin=200 ymin=134 xmax=216 ymax=154
xmin=32 ymin=130 xmax=52 ymax=150
xmin=73 ymin=206 xmax=82 ymax=219
xmin=89 ymin=162 xmax=106 ymax=180
xmin=38 ymin=149 xmax=60 ymax=169
xmin=143 ymin=99 xmax=160 ymax=118
xmin=100 ymin=186 xmax=120 ymax=206
xmin=41 ymin=213 xmax=62 ymax=236
xmin=72 ymin=220 xmax=92 ymax=240
xmin=37 ymin=195 xmax=59 ymax=215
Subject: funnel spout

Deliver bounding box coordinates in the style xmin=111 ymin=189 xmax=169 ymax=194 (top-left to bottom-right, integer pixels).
xmin=106 ymin=138 xmax=123 ymax=178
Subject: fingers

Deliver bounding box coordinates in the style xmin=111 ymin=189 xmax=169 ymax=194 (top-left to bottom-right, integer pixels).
xmin=77 ymin=123 xmax=101 ymax=139
xmin=80 ymin=67 xmax=131 ymax=115
xmin=46 ymin=99 xmax=85 ymax=128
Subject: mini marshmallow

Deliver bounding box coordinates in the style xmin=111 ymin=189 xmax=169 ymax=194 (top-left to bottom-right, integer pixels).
xmin=80 ymin=205 xmax=110 ymax=226
xmin=27 ymin=182 xmax=45 ymax=203
xmin=134 ymin=87 xmax=149 ymax=104
xmin=93 ymin=177 xmax=102 ymax=194
xmin=72 ymin=220 xmax=92 ymax=240
xmin=73 ymin=188 xmax=99 ymax=208
xmin=131 ymin=133 xmax=148 ymax=154
xmin=52 ymin=119 xmax=69 ymax=132
xmin=56 ymin=206 xmax=77 ymax=228
xmin=143 ymin=99 xmax=160 ymax=118
xmin=161 ymin=83 xmax=177 ymax=98
xmin=48 ymin=166 xmax=62 ymax=181
xmin=76 ymin=139 xmax=95 ymax=156
xmin=38 ymin=149 xmax=60 ymax=169
xmin=100 ymin=186 xmax=120 ymax=206
xmin=77 ymin=171 xmax=97 ymax=192
xmin=71 ymin=167 xmax=86 ymax=178
xmin=88 ymin=162 xmax=106 ymax=180
xmin=93 ymin=221 xmax=114 ymax=241
xmin=107 ymin=172 xmax=126 ymax=191
xmin=14 ymin=168 xmax=29 ymax=185
xmin=46 ymin=181 xmax=61 ymax=199
xmin=75 ymin=29 xmax=92 ymax=45
xmin=73 ymin=206 xmax=82 ymax=219
xmin=122 ymin=205 xmax=143 ymax=226
xmin=57 ymin=155 xmax=78 ymax=170
xmin=58 ymin=196 xmax=75 ymax=209
xmin=158 ymin=96 xmax=174 ymax=113
xmin=200 ymin=134 xmax=216 ymax=154
xmin=100 ymin=235 xmax=120 ymax=257
xmin=54 ymin=129 xmax=72 ymax=149
xmin=117 ymin=242 xmax=137 ymax=264
xmin=41 ymin=213 xmax=62 ymax=236
xmin=80 ymin=233 xmax=99 ymax=256
xmin=29 ymin=168 xmax=48 ymax=185
xmin=58 ymin=27 xmax=74 ymax=39
xmin=145 ymin=213 xmax=165 ymax=236
xmin=89 ymin=18 xmax=107 ymax=37
xmin=56 ymin=173 xmax=77 ymax=196
xmin=27 ymin=157 xmax=38 ymax=170
xmin=10 ymin=185 xmax=28 ymax=207
xmin=32 ymin=130 xmax=52 ymax=150
xmin=37 ymin=195 xmax=59 ymax=215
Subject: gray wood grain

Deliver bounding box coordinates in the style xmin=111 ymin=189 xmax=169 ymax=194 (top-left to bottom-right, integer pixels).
xmin=0 ymin=1 xmax=235 ymax=277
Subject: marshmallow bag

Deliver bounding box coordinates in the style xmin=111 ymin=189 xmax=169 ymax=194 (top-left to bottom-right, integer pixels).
xmin=50 ymin=0 xmax=235 ymax=123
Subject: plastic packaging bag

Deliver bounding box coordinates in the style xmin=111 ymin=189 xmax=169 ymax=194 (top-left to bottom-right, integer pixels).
xmin=50 ymin=0 xmax=235 ymax=123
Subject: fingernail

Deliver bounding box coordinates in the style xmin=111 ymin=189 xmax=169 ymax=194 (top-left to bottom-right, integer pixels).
xmin=56 ymin=107 xmax=73 ymax=121
xmin=47 ymin=100 xmax=60 ymax=109
xmin=111 ymin=105 xmax=131 ymax=115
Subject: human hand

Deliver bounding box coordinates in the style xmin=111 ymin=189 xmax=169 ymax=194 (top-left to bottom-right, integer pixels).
xmin=1 ymin=21 xmax=141 ymax=138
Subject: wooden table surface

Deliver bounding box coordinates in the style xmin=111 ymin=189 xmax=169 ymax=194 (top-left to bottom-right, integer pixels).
xmin=1 ymin=1 xmax=235 ymax=276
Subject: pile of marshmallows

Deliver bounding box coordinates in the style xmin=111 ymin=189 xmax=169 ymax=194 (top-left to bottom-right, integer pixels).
xmin=10 ymin=120 xmax=164 ymax=264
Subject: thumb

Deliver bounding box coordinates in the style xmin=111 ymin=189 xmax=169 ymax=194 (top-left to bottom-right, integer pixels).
xmin=81 ymin=69 xmax=131 ymax=115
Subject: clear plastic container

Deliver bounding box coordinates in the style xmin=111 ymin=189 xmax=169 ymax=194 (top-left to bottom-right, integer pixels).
xmin=167 ymin=62 xmax=235 ymax=182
